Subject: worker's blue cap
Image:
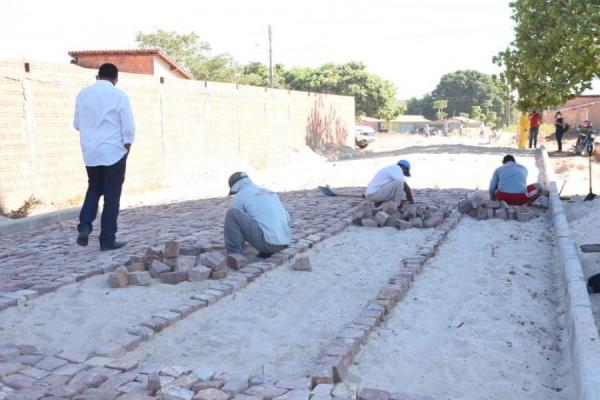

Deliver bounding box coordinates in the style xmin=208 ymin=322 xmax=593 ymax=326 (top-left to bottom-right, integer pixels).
xmin=397 ymin=159 xmax=411 ymax=176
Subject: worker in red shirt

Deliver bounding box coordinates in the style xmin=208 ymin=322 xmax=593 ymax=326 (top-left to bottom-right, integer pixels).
xmin=528 ymin=109 xmax=542 ymax=149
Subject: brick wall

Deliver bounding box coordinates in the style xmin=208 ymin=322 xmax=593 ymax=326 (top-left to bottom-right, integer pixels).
xmin=0 ymin=60 xmax=354 ymax=211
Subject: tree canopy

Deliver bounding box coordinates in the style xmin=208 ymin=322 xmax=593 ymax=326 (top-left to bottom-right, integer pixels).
xmin=136 ymin=30 xmax=403 ymax=120
xmin=283 ymin=62 xmax=403 ymax=120
xmin=136 ymin=29 xmax=239 ymax=82
xmin=494 ymin=0 xmax=600 ymax=111
xmin=407 ymin=70 xmax=506 ymax=127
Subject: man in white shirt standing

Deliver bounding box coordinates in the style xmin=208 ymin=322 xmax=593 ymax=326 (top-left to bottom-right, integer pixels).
xmin=365 ymin=159 xmax=414 ymax=206
xmin=73 ymin=63 xmax=135 ymax=251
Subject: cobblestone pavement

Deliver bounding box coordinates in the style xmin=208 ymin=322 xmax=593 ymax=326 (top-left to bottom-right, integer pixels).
xmin=0 ymin=188 xmax=467 ymax=400
xmin=0 ymin=189 xmax=377 ymax=297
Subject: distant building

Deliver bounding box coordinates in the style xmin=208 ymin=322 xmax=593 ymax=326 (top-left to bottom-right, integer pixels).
xmin=545 ymin=95 xmax=600 ymax=128
xmin=357 ymin=116 xmax=383 ymax=132
xmin=381 ymin=115 xmax=432 ymax=133
xmin=68 ymin=49 xmax=193 ymax=80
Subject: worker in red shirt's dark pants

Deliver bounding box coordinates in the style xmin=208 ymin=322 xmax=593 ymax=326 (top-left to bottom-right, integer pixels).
xmin=528 ymin=110 xmax=542 ymax=149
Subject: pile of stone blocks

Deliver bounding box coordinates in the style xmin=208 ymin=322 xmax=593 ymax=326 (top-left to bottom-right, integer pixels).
xmin=353 ymin=201 xmax=450 ymax=230
xmin=457 ymin=193 xmax=546 ymax=222
xmin=107 ymin=241 xmax=239 ymax=288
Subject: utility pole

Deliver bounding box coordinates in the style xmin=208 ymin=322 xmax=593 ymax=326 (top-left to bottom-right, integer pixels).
xmin=268 ymin=24 xmax=273 ymax=88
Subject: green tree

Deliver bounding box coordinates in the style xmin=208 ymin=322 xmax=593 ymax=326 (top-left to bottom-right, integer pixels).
xmin=136 ymin=29 xmax=239 ymax=82
xmin=471 ymin=105 xmax=483 ymax=121
xmin=283 ymin=61 xmax=402 ymax=120
xmin=430 ymin=70 xmax=504 ymax=120
xmin=432 ymin=99 xmax=448 ymax=120
xmin=494 ymin=0 xmax=600 ymax=111
xmin=238 ymin=62 xmax=285 ymax=87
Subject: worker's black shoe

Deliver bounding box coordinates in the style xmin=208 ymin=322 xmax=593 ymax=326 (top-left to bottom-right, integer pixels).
xmin=76 ymin=233 xmax=89 ymax=247
xmin=100 ymin=241 xmax=127 ymax=252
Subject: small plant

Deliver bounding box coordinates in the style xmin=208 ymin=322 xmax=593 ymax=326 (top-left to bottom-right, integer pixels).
xmin=8 ymin=195 xmax=42 ymax=219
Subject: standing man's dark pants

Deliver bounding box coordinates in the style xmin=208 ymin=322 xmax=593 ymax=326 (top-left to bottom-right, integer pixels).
xmin=528 ymin=127 xmax=539 ymax=149
xmin=224 ymin=208 xmax=287 ymax=255
xmin=556 ymin=131 xmax=564 ymax=152
xmin=77 ymin=155 xmax=127 ymax=247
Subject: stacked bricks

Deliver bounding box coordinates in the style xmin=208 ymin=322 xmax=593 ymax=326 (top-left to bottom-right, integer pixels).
xmin=457 ymin=192 xmax=547 ymax=222
xmin=354 ymin=200 xmax=451 ymax=230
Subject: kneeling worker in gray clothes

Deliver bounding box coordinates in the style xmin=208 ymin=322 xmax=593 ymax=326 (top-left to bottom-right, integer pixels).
xmin=224 ymin=172 xmax=291 ymax=257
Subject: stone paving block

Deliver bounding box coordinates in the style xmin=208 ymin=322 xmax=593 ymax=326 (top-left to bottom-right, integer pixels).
xmin=56 ymin=351 xmax=89 ymax=364
xmin=1 ymin=373 xmax=36 ymax=389
xmin=199 ymin=252 xmax=227 ymax=270
xmin=99 ymin=371 xmax=138 ymax=392
xmin=35 ymin=356 xmax=68 ymax=371
xmin=311 ymin=384 xmax=334 ymax=396
xmin=140 ymin=317 xmax=170 ymax=333
xmin=311 ymin=395 xmax=332 ymax=400
xmin=307 ymin=364 xmax=335 ymax=387
xmin=247 ymin=262 xmax=274 ymax=273
xmin=128 ymin=271 xmax=152 ymax=286
xmin=408 ymin=218 xmax=423 ymax=228
xmin=204 ymin=288 xmax=226 ymax=299
xmin=164 ymin=241 xmax=181 ymax=258
xmin=226 ymin=254 xmax=247 ymax=270
xmin=194 ymin=388 xmax=231 ymax=400
xmin=374 ymin=211 xmax=390 ymax=227
xmin=265 ymin=255 xmax=285 ymax=266
xmin=0 ymin=298 xmax=17 ymax=311
xmin=337 ymin=327 xmax=368 ymax=342
xmin=191 ymin=293 xmax=217 ymax=305
xmin=332 ymin=382 xmax=357 ymax=400
xmin=69 ymin=367 xmax=113 ymax=389
xmin=126 ymin=262 xmax=146 ymax=273
xmin=232 ymin=395 xmax=262 ymax=400
xmin=33 ymin=371 xmax=70 ymax=388
xmin=4 ymin=386 xmax=46 ymax=399
xmin=292 ymin=257 xmax=311 ymax=272
xmin=244 ymin=384 xmax=287 ymax=400
xmin=74 ymin=387 xmax=121 ymax=399
xmin=360 ymin=218 xmax=378 ymax=228
xmin=274 ymin=389 xmax=310 ymax=400
xmin=117 ymin=393 xmax=155 ymax=399
xmin=127 ymin=325 xmax=154 ymax=340
xmin=494 ymin=208 xmax=508 ymax=220
xmin=359 ymin=389 xmax=390 ymax=400
xmin=209 ymin=283 xmax=233 ymax=296
xmin=153 ymin=311 xmax=181 ymax=325
xmin=164 ymin=257 xmax=179 ymax=268
xmin=148 ymin=371 xmax=161 ymax=395
xmin=160 ymin=272 xmax=189 ymax=285
xmin=188 ymin=266 xmax=212 ymax=282
xmin=169 ymin=304 xmax=196 ymax=319
xmin=0 ymin=363 xmax=25 ymax=377
xmin=274 ymin=378 xmax=310 ymax=390
xmin=52 ymin=363 xmax=88 ymax=376
xmin=161 ymin=366 xmax=191 ymax=378
xmin=192 ymin=380 xmax=225 ymax=392
xmin=150 ymin=260 xmax=172 ymax=278
xmin=388 ymin=393 xmax=434 ymax=400
xmin=176 ymin=256 xmax=198 ymax=272
xmin=222 ymin=374 xmax=250 ymax=394
xmin=108 ymin=266 xmax=129 ymax=288
xmin=15 ymin=355 xmax=44 ymax=367
xmin=210 ymin=269 xmax=228 ymax=279
xmin=160 ymin=385 xmax=195 ymax=400
xmin=19 ymin=366 xmax=49 ymax=380
xmin=106 ymin=361 xmax=138 ymax=372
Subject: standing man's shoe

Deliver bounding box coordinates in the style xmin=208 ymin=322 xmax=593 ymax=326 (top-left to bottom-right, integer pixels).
xmin=76 ymin=233 xmax=89 ymax=246
xmin=100 ymin=241 xmax=127 ymax=251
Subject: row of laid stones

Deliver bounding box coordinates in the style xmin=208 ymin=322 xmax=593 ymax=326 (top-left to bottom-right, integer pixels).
xmin=0 ymin=197 xmax=363 ymax=311
xmin=354 ymin=201 xmax=450 ymax=230
xmin=307 ymin=212 xmax=461 ymax=387
xmin=0 ymin=348 xmax=431 ymax=400
xmin=457 ymin=192 xmax=547 ymax=222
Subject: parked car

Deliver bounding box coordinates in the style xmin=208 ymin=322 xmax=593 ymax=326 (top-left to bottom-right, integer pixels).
xmin=355 ymin=125 xmax=377 ymax=149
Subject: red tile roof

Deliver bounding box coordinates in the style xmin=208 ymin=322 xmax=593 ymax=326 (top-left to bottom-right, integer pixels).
xmin=68 ymin=48 xmax=193 ymax=79
xmin=554 ymin=95 xmax=600 ymax=111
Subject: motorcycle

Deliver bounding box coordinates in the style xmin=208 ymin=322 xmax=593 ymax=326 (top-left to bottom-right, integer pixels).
xmin=574 ymin=120 xmax=597 ymax=157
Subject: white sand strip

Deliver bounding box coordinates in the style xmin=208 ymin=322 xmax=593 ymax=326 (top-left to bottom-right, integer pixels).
xmin=346 ymin=217 xmax=573 ymax=399
xmin=0 ymin=274 xmax=221 ymax=354
xmin=120 ymin=226 xmax=427 ymax=377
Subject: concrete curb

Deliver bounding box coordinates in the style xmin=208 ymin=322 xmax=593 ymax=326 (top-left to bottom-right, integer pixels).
xmin=539 ymin=146 xmax=600 ymax=400
xmin=0 ymin=207 xmax=80 ymax=236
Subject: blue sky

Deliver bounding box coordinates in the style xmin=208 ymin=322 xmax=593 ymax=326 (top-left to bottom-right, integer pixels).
xmin=1 ymin=0 xmax=516 ymax=98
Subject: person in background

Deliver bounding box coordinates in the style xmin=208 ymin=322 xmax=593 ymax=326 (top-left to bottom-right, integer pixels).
xmin=224 ymin=172 xmax=291 ymax=257
xmin=489 ymin=154 xmax=543 ymax=206
xmin=554 ymin=111 xmax=566 ymax=152
xmin=365 ymin=159 xmax=414 ymax=206
xmin=73 ymin=63 xmax=135 ymax=251
xmin=528 ymin=109 xmax=542 ymax=149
